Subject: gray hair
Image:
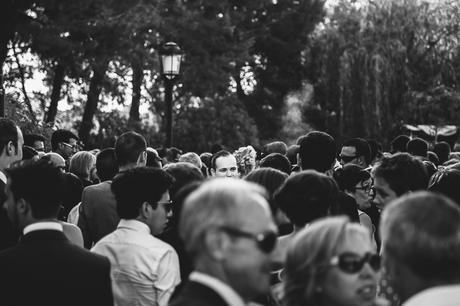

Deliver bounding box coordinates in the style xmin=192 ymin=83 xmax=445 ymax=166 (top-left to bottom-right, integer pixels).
xmin=283 ymin=217 xmax=370 ymax=306
xmin=179 ymin=152 xmax=202 ymax=169
xmin=179 ymin=178 xmax=269 ymax=259
xmin=381 ymin=191 xmax=460 ymax=282
xmin=69 ymin=151 xmax=96 ymax=179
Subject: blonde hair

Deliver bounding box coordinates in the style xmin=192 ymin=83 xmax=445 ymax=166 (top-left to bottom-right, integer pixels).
xmin=283 ymin=217 xmax=370 ymax=306
xmin=69 ymin=151 xmax=96 ymax=179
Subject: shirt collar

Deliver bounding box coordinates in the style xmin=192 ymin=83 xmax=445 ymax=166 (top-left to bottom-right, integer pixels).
xmin=117 ymin=219 xmax=151 ymax=234
xmin=0 ymin=171 xmax=6 ymax=184
xmin=23 ymin=221 xmax=63 ymax=235
xmin=403 ymin=285 xmax=460 ymax=306
xmin=189 ymin=271 xmax=246 ymax=306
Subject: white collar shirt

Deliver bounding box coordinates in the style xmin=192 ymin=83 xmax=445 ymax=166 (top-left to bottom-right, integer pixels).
xmin=23 ymin=222 xmax=63 ymax=235
xmin=189 ymin=271 xmax=246 ymax=306
xmin=91 ymin=219 xmax=180 ymax=306
xmin=403 ymin=285 xmax=460 ymax=306
xmin=0 ymin=171 xmax=6 ymax=184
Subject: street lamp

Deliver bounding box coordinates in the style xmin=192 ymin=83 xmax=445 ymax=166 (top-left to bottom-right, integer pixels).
xmin=160 ymin=41 xmax=183 ymax=148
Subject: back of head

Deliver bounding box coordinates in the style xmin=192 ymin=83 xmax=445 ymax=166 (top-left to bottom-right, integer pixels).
xmin=259 ymin=153 xmax=291 ymax=175
xmin=69 ymin=151 xmax=96 ymax=179
xmin=428 ymin=168 xmax=460 ymax=206
xmin=115 ymin=131 xmax=147 ymax=167
xmin=163 ymin=162 xmax=204 ymax=200
xmin=41 ymin=152 xmax=66 ymax=169
xmin=406 ymin=138 xmax=428 ymax=158
xmin=274 ymin=170 xmax=338 ymax=227
xmin=51 ymin=129 xmax=78 ymax=152
xmin=165 ymin=147 xmax=182 ymax=163
xmin=96 ymin=148 xmax=118 ymax=181
xmin=0 ymin=118 xmax=19 ymax=157
xmin=145 ymin=147 xmax=162 ymax=168
xmin=22 ymin=146 xmax=38 ymax=161
xmin=111 ymin=167 xmax=174 ymax=219
xmin=200 ymin=152 xmax=212 ymax=169
xmin=367 ymin=139 xmax=382 ymax=164
xmin=284 ymin=216 xmax=369 ymax=306
xmin=342 ymin=138 xmax=372 ymax=166
xmin=286 ymin=145 xmax=299 ymax=166
xmin=179 ymin=152 xmax=202 ymax=169
xmin=381 ymin=192 xmax=460 ymax=292
xmin=5 ymin=159 xmax=65 ymax=219
xmin=373 ymin=153 xmax=428 ymax=196
xmin=391 ymin=135 xmax=410 ymax=153
xmin=263 ymin=141 xmax=288 ymax=156
xmin=245 ymin=168 xmax=288 ymax=214
xmin=427 ymin=151 xmax=439 ymax=166
xmin=23 ymin=133 xmax=46 ymax=148
xmin=298 ymin=131 xmax=337 ymax=172
xmin=179 ymin=179 xmax=269 ymax=260
xmin=434 ymin=141 xmax=451 ymax=164
xmin=333 ymin=164 xmax=370 ymax=192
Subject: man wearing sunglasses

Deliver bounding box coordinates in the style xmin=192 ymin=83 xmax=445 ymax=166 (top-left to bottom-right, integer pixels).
xmin=381 ymin=192 xmax=460 ymax=306
xmin=170 ymin=179 xmax=277 ymax=306
xmin=51 ymin=129 xmax=79 ymax=164
xmin=92 ymin=167 xmax=180 ymax=306
xmin=339 ymin=138 xmax=372 ymax=168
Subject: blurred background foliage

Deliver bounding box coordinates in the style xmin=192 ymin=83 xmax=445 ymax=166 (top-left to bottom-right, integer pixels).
xmin=1 ymin=0 xmax=460 ymax=151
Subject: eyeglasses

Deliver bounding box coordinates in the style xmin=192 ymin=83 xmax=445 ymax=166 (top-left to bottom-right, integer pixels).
xmin=61 ymin=142 xmax=78 ymax=150
xmin=330 ymin=252 xmax=380 ymax=274
xmin=148 ymin=200 xmax=173 ymax=213
xmin=219 ymin=226 xmax=277 ymax=254
xmin=338 ymin=155 xmax=357 ymax=163
xmin=355 ymin=183 xmax=372 ymax=193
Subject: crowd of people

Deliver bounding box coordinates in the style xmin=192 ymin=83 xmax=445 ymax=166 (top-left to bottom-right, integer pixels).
xmin=1 ymin=117 xmax=460 ymax=306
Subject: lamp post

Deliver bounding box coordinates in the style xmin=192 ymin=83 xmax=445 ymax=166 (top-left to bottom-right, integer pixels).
xmin=160 ymin=42 xmax=182 ymax=148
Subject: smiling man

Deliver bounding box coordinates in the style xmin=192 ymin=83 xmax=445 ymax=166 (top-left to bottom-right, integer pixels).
xmin=91 ymin=167 xmax=180 ymax=306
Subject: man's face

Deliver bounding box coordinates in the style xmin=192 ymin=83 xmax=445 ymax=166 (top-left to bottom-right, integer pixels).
xmin=221 ymin=197 xmax=277 ymax=300
xmin=372 ymin=175 xmax=397 ymax=211
xmin=32 ymin=140 xmax=45 ymax=152
xmin=213 ymin=155 xmax=239 ymax=178
xmin=339 ymin=146 xmax=363 ymax=167
xmin=59 ymin=137 xmax=78 ymax=160
xmin=146 ymin=191 xmax=172 ymax=236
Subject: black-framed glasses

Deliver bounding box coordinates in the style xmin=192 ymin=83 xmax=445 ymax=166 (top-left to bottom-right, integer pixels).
xmin=219 ymin=226 xmax=277 ymax=254
xmin=355 ymin=182 xmax=372 ymax=193
xmin=61 ymin=142 xmax=78 ymax=150
xmin=330 ymin=252 xmax=380 ymax=274
xmin=338 ymin=155 xmax=357 ymax=163
xmin=149 ymin=200 xmax=173 ymax=213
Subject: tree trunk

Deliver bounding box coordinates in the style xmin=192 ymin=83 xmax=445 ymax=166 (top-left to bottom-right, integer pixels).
xmin=79 ymin=62 xmax=108 ymax=145
xmin=129 ymin=61 xmax=143 ymax=123
xmin=45 ymin=62 xmax=65 ymax=123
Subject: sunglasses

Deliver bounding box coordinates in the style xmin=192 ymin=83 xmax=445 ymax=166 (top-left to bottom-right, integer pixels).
xmin=149 ymin=200 xmax=173 ymax=213
xmin=219 ymin=226 xmax=277 ymax=254
xmin=338 ymin=155 xmax=357 ymax=163
xmin=330 ymin=252 xmax=380 ymax=274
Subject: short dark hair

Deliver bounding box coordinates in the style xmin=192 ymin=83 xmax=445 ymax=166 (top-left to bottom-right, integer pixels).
xmin=298 ymin=131 xmax=337 ymax=173
xmin=5 ymin=159 xmax=65 ymax=219
xmin=22 ymin=146 xmax=39 ymax=160
xmin=406 ymin=138 xmax=428 ymax=158
xmin=342 ymin=138 xmax=372 ymax=166
xmin=259 ymin=153 xmax=291 ymax=175
xmin=210 ymin=150 xmax=232 ymax=170
xmin=434 ymin=141 xmax=451 ymax=165
xmin=96 ymin=148 xmax=118 ymax=181
xmin=0 ymin=118 xmax=19 ymax=154
xmin=111 ymin=167 xmax=174 ymax=219
xmin=274 ymin=170 xmax=338 ymax=227
xmin=163 ymin=162 xmax=204 ymax=200
xmin=373 ymin=153 xmax=428 ymax=196
xmin=51 ymin=129 xmax=79 ymax=151
xmin=263 ymin=141 xmax=288 ymax=156
xmin=23 ymin=133 xmax=46 ymax=147
xmin=333 ymin=164 xmax=371 ymax=192
xmin=286 ymin=145 xmax=299 ymax=166
xmin=367 ymin=139 xmax=383 ymax=163
xmin=428 ymin=168 xmax=460 ymax=206
xmin=114 ymin=131 xmax=147 ymax=167
xmin=391 ymin=135 xmax=410 ymax=153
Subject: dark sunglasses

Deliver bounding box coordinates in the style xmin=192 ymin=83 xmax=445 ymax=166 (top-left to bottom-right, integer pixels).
xmin=330 ymin=252 xmax=380 ymax=274
xmin=149 ymin=200 xmax=173 ymax=213
xmin=219 ymin=226 xmax=277 ymax=254
xmin=338 ymin=155 xmax=357 ymax=163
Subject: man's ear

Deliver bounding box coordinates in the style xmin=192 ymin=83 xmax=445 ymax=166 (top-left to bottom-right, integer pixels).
xmin=204 ymin=229 xmax=229 ymax=261
xmin=16 ymin=198 xmax=30 ymax=216
xmin=139 ymin=201 xmax=151 ymax=219
xmin=6 ymin=141 xmax=16 ymax=157
xmin=137 ymin=151 xmax=147 ymax=167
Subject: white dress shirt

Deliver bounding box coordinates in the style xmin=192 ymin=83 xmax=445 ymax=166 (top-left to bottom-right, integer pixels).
xmin=189 ymin=271 xmax=246 ymax=306
xmin=92 ymin=219 xmax=181 ymax=306
xmin=403 ymin=285 xmax=460 ymax=306
xmin=23 ymin=222 xmax=63 ymax=235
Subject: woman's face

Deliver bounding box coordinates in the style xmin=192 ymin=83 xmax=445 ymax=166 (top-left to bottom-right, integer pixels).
xmin=352 ymin=179 xmax=372 ymax=210
xmin=320 ymin=232 xmax=379 ymax=306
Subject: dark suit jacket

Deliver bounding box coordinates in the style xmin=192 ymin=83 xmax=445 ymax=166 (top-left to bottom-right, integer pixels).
xmin=0 ymin=229 xmax=113 ymax=306
xmin=78 ymin=180 xmax=119 ymax=248
xmin=169 ymin=280 xmax=229 ymax=306
xmin=0 ymin=178 xmax=18 ymax=251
